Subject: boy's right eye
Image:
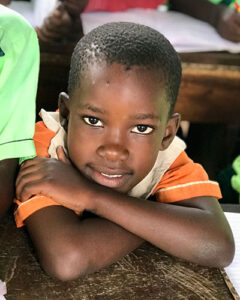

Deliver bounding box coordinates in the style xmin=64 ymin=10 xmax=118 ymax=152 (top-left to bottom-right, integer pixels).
xmin=83 ymin=116 xmax=103 ymax=127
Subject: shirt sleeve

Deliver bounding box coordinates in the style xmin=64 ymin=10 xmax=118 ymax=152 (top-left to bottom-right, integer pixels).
xmin=14 ymin=122 xmax=61 ymax=228
xmin=0 ymin=6 xmax=39 ymax=161
xmin=152 ymin=151 xmax=222 ymax=203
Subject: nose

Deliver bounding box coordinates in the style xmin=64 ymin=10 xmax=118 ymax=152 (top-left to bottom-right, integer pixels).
xmin=97 ymin=143 xmax=129 ymax=162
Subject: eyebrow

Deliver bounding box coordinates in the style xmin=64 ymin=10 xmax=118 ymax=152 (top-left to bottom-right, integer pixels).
xmin=131 ymin=113 xmax=159 ymax=120
xmin=79 ymin=104 xmax=159 ymax=120
xmin=79 ymin=104 xmax=105 ymax=114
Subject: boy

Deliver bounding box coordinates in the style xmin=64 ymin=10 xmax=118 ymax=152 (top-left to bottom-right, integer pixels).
xmin=0 ymin=5 xmax=39 ymax=219
xmin=15 ymin=22 xmax=234 ymax=281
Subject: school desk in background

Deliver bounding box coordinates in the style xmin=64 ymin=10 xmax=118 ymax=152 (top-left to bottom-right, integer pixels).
xmin=8 ymin=1 xmax=240 ymax=53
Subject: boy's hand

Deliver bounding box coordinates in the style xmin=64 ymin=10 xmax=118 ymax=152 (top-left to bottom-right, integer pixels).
xmin=16 ymin=147 xmax=93 ymax=212
xmin=217 ymin=7 xmax=240 ymax=42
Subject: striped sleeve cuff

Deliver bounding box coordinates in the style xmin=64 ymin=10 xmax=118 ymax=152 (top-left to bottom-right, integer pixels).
xmin=154 ymin=180 xmax=222 ymax=203
xmin=14 ymin=196 xmax=61 ymax=228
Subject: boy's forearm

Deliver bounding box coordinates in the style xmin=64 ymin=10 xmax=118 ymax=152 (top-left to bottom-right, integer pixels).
xmin=170 ymin=0 xmax=225 ymax=28
xmin=0 ymin=159 xmax=18 ymax=218
xmin=87 ymin=187 xmax=234 ymax=267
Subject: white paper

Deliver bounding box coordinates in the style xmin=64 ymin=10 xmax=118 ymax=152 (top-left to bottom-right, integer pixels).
xmin=7 ymin=2 xmax=240 ymax=53
xmin=81 ymin=9 xmax=240 ymax=53
xmin=224 ymin=212 xmax=240 ymax=297
xmin=0 ymin=280 xmax=6 ymax=300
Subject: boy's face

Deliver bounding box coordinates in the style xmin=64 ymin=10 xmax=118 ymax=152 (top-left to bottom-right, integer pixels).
xmin=59 ymin=63 xmax=180 ymax=193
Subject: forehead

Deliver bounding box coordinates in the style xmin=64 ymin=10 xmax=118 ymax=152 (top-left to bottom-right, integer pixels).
xmin=71 ymin=63 xmax=169 ymax=118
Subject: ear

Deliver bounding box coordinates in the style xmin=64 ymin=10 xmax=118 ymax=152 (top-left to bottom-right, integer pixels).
xmin=159 ymin=113 xmax=181 ymax=151
xmin=58 ymin=92 xmax=70 ymax=130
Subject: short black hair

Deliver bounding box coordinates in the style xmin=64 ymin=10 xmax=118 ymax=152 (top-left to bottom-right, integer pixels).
xmin=68 ymin=22 xmax=182 ymax=114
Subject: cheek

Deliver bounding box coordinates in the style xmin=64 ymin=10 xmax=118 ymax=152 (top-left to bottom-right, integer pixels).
xmin=130 ymin=138 xmax=160 ymax=179
xmin=66 ymin=124 xmax=96 ymax=165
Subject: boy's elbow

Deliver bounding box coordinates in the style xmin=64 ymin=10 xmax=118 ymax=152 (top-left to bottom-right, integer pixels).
xmin=200 ymin=232 xmax=235 ymax=268
xmin=40 ymin=245 xmax=91 ymax=281
xmin=215 ymin=235 xmax=235 ymax=268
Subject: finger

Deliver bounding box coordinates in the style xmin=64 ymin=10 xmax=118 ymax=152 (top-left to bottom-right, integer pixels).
xmin=19 ymin=157 xmax=47 ymax=171
xmin=40 ymin=24 xmax=63 ymax=39
xmin=17 ymin=179 xmax=48 ymax=202
xmin=56 ymin=146 xmax=70 ymax=164
xmin=16 ymin=158 xmax=49 ymax=187
xmin=42 ymin=18 xmax=71 ymax=37
xmin=16 ymin=164 xmax=41 ymax=188
xmin=35 ymin=27 xmax=53 ymax=43
xmin=16 ymin=171 xmax=46 ymax=200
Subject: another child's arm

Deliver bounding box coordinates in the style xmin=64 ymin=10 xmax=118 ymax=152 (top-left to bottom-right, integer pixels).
xmin=0 ymin=159 xmax=18 ymax=218
xmin=35 ymin=1 xmax=88 ymax=45
xmin=0 ymin=8 xmax=39 ymax=219
xmin=16 ymin=150 xmax=234 ymax=280
xmin=170 ymin=0 xmax=240 ymax=42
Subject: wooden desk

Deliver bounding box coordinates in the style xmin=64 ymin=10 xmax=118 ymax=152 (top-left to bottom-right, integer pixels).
xmin=0 ymin=209 xmax=237 ymax=300
xmin=177 ymin=59 xmax=240 ymax=124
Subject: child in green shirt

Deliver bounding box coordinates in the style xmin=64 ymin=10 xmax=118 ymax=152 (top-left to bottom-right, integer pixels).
xmin=0 ymin=4 xmax=39 ymax=218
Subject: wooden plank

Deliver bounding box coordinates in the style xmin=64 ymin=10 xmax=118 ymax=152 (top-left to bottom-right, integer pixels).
xmin=176 ymin=63 xmax=240 ymax=124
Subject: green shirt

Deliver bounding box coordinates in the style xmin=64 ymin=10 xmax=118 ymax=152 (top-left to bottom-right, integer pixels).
xmin=0 ymin=5 xmax=39 ymax=162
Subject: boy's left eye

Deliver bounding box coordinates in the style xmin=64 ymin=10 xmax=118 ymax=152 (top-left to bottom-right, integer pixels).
xmin=83 ymin=116 xmax=103 ymax=127
xmin=131 ymin=125 xmax=154 ymax=135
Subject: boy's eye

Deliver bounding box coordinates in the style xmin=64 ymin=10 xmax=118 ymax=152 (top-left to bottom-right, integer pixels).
xmin=131 ymin=125 xmax=154 ymax=135
xmin=83 ymin=116 xmax=103 ymax=127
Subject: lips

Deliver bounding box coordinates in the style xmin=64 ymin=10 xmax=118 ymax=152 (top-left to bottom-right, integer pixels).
xmin=86 ymin=165 xmax=133 ymax=189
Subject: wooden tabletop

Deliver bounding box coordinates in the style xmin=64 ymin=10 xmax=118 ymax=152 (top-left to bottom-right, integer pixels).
xmin=0 ymin=209 xmax=237 ymax=300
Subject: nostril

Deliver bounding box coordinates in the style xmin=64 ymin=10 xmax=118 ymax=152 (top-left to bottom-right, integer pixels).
xmin=97 ymin=144 xmax=129 ymax=161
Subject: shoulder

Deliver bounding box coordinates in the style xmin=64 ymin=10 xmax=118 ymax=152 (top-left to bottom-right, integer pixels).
xmin=0 ymin=5 xmax=32 ymax=32
xmin=153 ymin=151 xmax=222 ymax=202
xmin=33 ymin=122 xmax=56 ymax=158
xmin=0 ymin=5 xmax=37 ymax=49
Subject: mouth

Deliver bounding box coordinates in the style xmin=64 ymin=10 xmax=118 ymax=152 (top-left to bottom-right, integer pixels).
xmin=86 ymin=165 xmax=133 ymax=189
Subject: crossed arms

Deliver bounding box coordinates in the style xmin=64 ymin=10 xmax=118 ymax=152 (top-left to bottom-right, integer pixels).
xmin=15 ymin=148 xmax=235 ymax=281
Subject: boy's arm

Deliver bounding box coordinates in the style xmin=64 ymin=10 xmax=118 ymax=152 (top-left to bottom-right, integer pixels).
xmin=0 ymin=158 xmax=18 ymax=218
xmin=22 ymin=192 xmax=233 ymax=281
xmin=170 ymin=0 xmax=240 ymax=42
xmin=25 ymin=206 xmax=143 ymax=281
xmin=16 ymin=156 xmax=234 ymax=280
